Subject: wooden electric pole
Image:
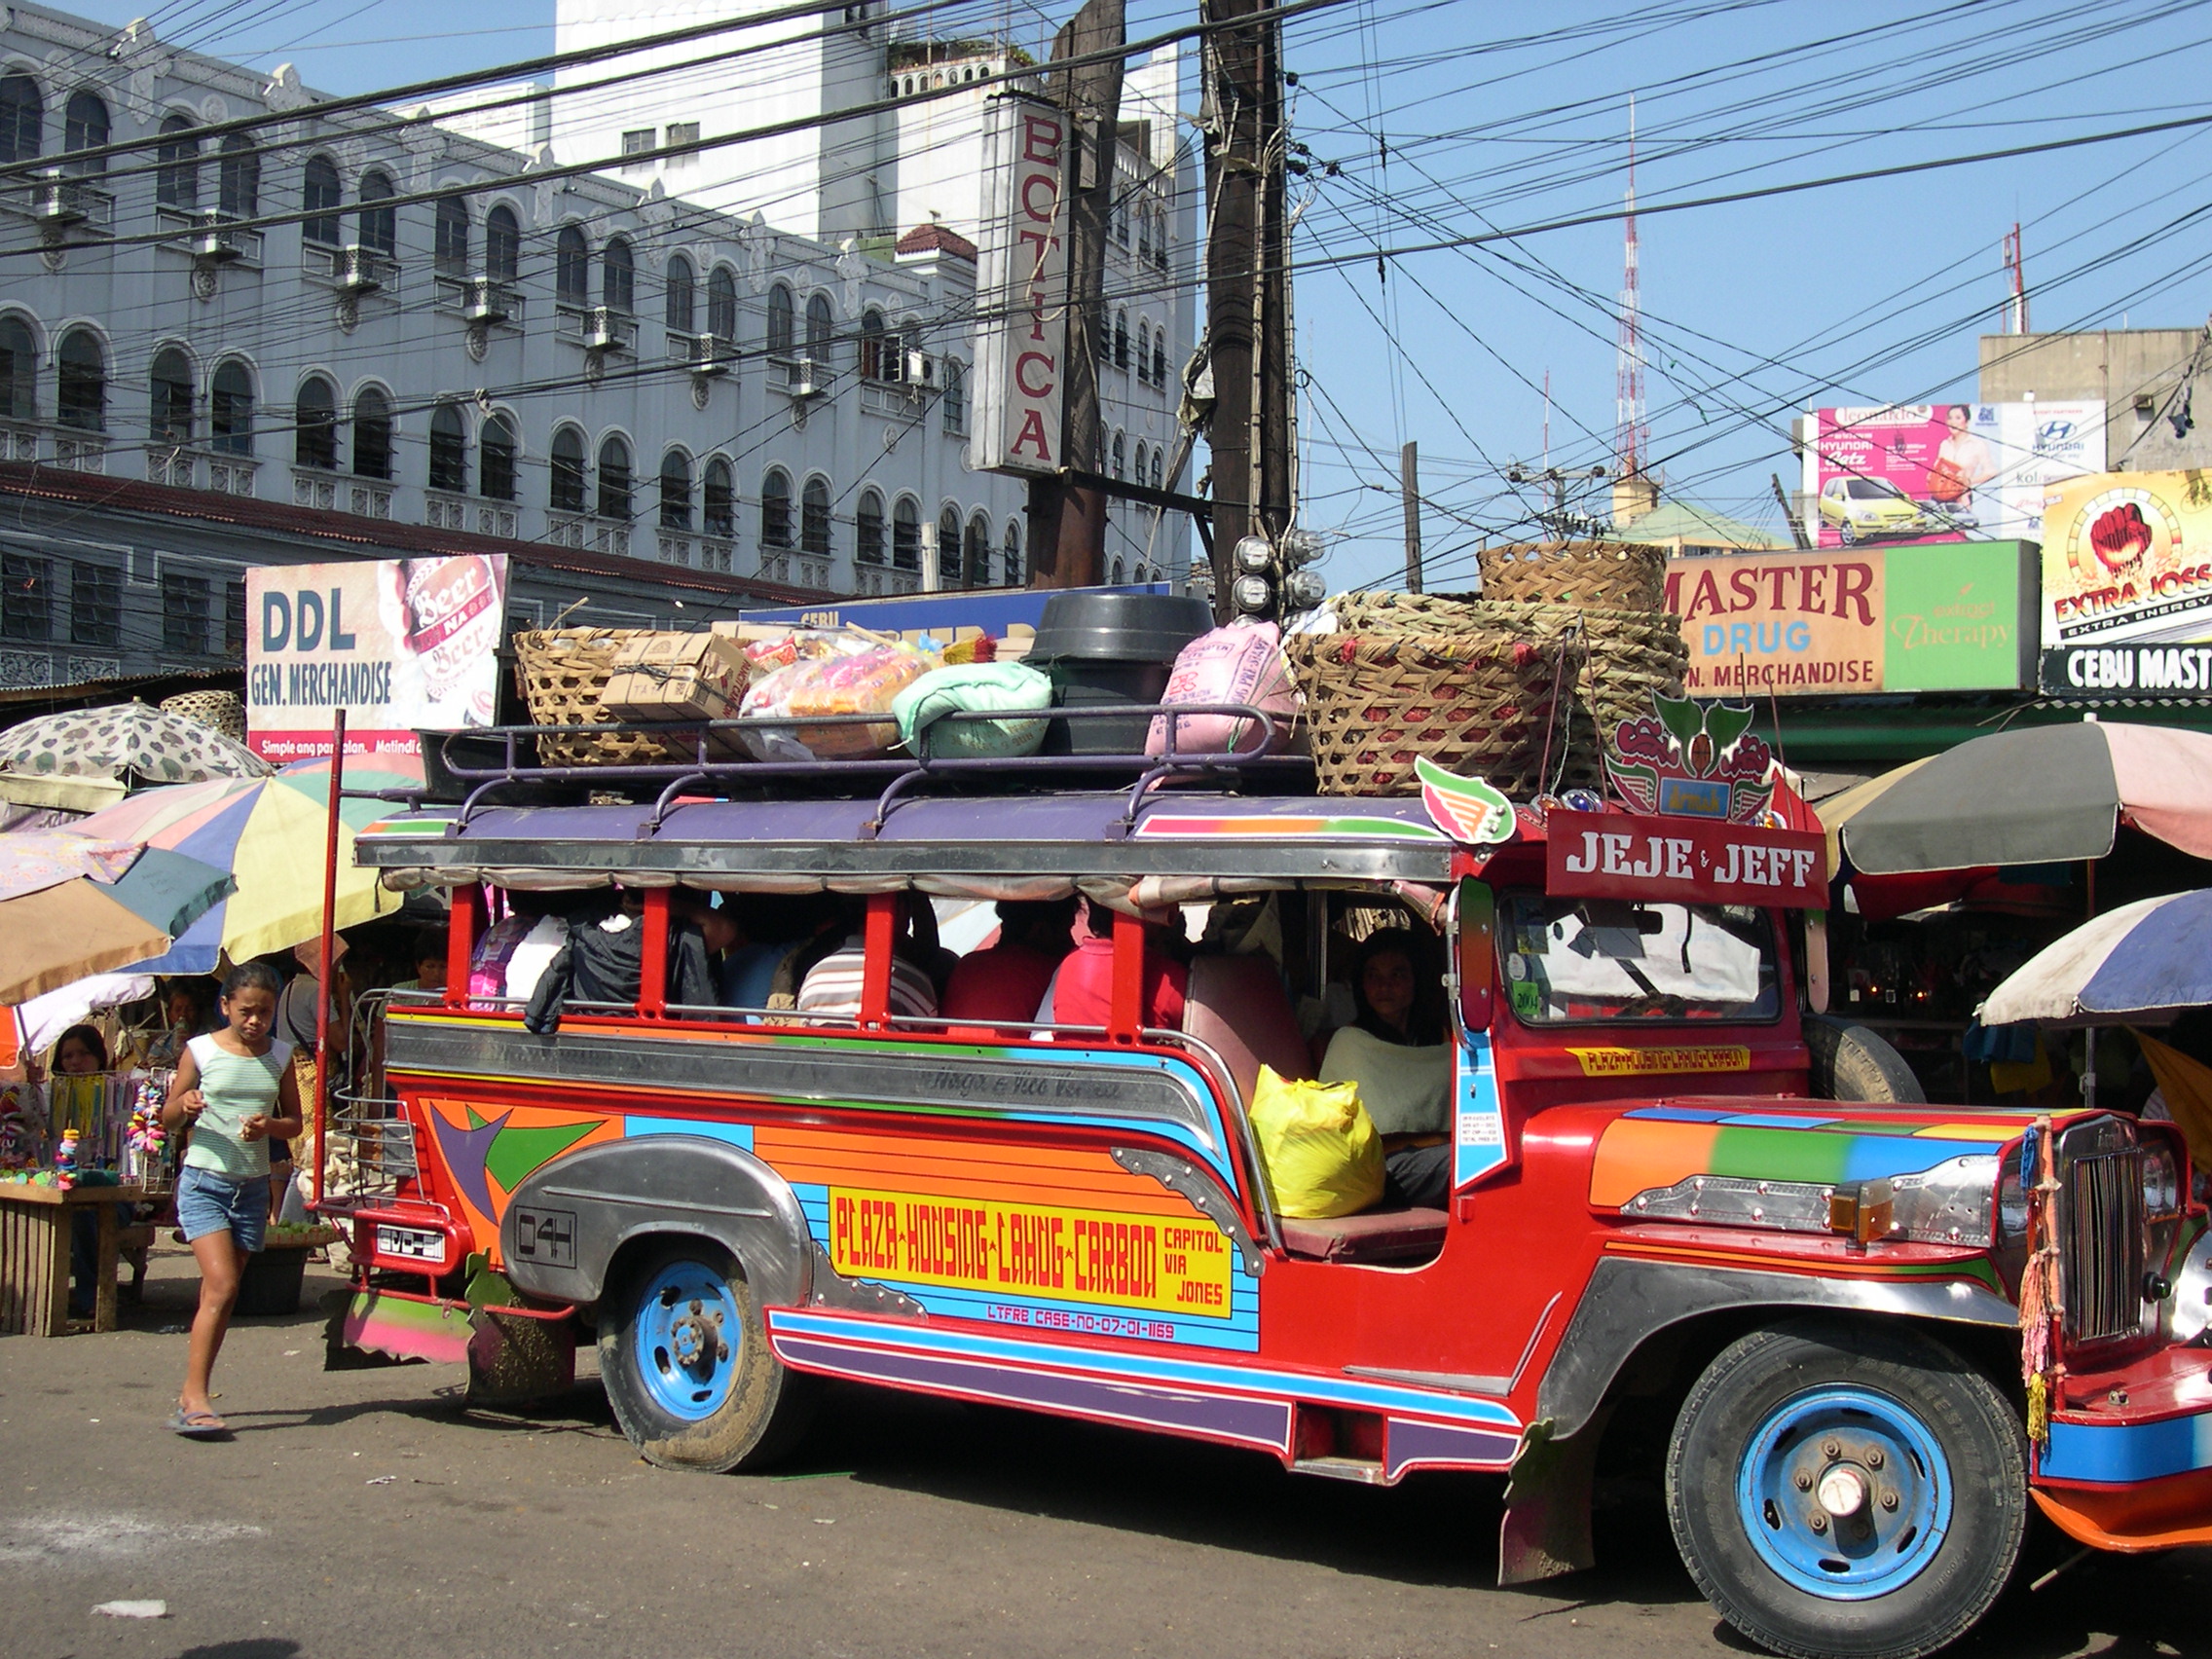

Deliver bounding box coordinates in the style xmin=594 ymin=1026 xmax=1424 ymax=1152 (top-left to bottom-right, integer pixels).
xmin=1026 ymin=0 xmax=1124 ymax=589
xmin=1399 ymin=440 xmax=1422 ymax=593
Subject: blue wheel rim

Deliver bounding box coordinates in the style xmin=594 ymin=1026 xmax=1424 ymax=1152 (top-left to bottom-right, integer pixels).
xmin=1734 ymin=1383 xmax=1952 ymax=1601
xmin=631 ymin=1258 xmax=741 ymax=1422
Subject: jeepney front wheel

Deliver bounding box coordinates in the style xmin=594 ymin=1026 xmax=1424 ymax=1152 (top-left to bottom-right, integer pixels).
xmin=598 ymin=1238 xmax=817 ymax=1473
xmin=1666 ymin=1317 xmax=2026 ymax=1659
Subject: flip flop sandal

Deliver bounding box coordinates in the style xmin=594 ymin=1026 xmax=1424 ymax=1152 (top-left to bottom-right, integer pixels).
xmin=166 ymin=1407 xmax=228 ymax=1438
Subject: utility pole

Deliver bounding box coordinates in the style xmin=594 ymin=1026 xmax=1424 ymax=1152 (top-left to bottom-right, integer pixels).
xmin=1026 ymin=0 xmax=1124 ymax=588
xmin=1399 ymin=440 xmax=1422 ymax=593
xmin=1771 ymin=471 xmax=1810 ymax=550
xmin=1199 ymin=0 xmax=1292 ymax=618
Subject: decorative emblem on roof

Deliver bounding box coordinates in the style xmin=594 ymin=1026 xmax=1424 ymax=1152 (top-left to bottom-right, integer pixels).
xmin=1417 ymin=756 xmax=1516 ymax=846
xmin=1605 ymin=694 xmax=1775 ymax=824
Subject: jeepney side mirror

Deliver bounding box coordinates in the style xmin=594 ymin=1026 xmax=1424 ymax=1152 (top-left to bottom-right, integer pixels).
xmin=1456 ymin=880 xmax=1494 ymax=1032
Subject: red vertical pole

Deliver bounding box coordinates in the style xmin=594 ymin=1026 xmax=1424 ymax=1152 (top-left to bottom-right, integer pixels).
xmin=639 ymin=888 xmax=670 ymax=1017
xmin=312 ymin=710 xmax=345 ymax=1213
xmin=1110 ymin=906 xmax=1145 ymax=1043
xmin=444 ymin=884 xmax=480 ymax=1011
xmin=860 ymin=893 xmax=896 ymax=1029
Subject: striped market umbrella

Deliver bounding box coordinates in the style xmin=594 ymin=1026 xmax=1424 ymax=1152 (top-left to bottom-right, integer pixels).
xmin=67 ymin=753 xmax=425 ymax=971
xmin=1825 ymin=721 xmax=2212 ymax=876
xmin=1980 ymin=888 xmax=2212 ymax=1027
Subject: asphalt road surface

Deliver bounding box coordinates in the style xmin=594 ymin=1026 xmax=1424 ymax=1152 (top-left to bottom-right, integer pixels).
xmin=3 ymin=1245 xmax=2206 ymax=1659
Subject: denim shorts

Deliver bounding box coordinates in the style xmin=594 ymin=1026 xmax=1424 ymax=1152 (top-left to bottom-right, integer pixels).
xmin=176 ymin=1164 xmax=270 ymax=1252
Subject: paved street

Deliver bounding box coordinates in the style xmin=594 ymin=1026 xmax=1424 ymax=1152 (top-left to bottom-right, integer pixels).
xmin=3 ymin=1245 xmax=2206 ymax=1659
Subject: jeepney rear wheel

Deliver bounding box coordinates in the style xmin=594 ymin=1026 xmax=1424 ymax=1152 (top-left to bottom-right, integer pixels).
xmin=598 ymin=1238 xmax=817 ymax=1474
xmin=1665 ymin=1317 xmax=2026 ymax=1659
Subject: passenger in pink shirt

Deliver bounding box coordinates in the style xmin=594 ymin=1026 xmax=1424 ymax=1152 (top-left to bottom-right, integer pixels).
xmin=941 ymin=898 xmax=1078 ymax=1024
xmin=1041 ymin=900 xmax=1188 ymax=1030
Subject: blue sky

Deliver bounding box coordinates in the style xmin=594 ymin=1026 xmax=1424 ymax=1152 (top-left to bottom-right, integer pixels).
xmin=57 ymin=0 xmax=2212 ymax=592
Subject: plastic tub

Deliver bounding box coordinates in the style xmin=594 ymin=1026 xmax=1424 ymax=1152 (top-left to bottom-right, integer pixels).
xmin=1028 ymin=592 xmax=1212 ymax=755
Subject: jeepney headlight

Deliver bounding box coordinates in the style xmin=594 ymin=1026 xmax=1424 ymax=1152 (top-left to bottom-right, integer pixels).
xmin=2170 ymin=1231 xmax=2212 ymax=1344
xmin=2145 ymin=1144 xmax=2183 ymax=1219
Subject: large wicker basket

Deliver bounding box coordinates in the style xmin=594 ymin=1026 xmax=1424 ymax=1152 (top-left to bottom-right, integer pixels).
xmin=1283 ymin=624 xmax=1588 ymax=797
xmin=1477 ymin=539 xmax=1668 ymax=612
xmin=512 ymin=628 xmax=673 ymax=766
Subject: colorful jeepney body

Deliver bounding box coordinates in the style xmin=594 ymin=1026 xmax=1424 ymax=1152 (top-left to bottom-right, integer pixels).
xmin=335 ymin=787 xmax=2212 ymax=1659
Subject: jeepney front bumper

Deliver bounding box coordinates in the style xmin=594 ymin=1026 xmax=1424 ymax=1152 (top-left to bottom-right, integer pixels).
xmin=2034 ymin=1345 xmax=2212 ymax=1551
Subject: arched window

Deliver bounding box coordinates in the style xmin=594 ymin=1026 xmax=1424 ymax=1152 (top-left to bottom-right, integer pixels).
xmin=702 ymin=458 xmax=734 ymax=537
xmin=294 ymin=376 xmax=338 ymax=469
xmin=434 ymin=197 xmax=469 ymax=275
xmin=665 ymin=254 xmax=694 ymax=332
xmin=556 ymin=226 xmax=589 ymax=305
xmin=55 ymin=330 xmax=104 ymax=431
xmin=596 ymin=434 xmax=632 ymax=521
xmin=351 ymin=387 xmax=392 ymax=479
xmin=964 ymin=512 xmax=990 ymax=588
xmin=860 ymin=309 xmax=885 ymax=381
xmin=480 ymin=414 xmax=516 ymax=500
xmin=1115 ymin=194 xmax=1129 ymax=248
xmin=801 ymin=476 xmax=831 ymax=556
xmin=856 ymin=490 xmax=885 ymax=564
xmin=549 ymin=427 xmax=586 ymax=511
xmin=356 ymin=168 xmax=396 ymax=256
xmin=892 ymin=498 xmax=920 ymax=571
xmin=63 ymin=91 xmax=106 ymax=173
xmin=302 ymin=155 xmax=342 ymax=246
xmin=1138 ymin=204 xmax=1152 ymax=264
xmin=0 ymin=75 xmax=41 ymax=166
xmin=941 ymin=359 xmax=965 ymax=434
xmin=1135 ymin=322 xmax=1149 ymax=385
xmin=427 ymin=402 xmax=466 ymax=493
xmin=485 ymin=204 xmax=520 ymax=280
xmin=1002 ymin=520 xmax=1022 ymax=587
xmin=210 ymin=360 xmax=253 ymax=456
xmin=766 ymin=284 xmax=794 ymax=355
xmin=149 ymin=348 xmax=193 ymax=446
xmin=760 ymin=468 xmax=793 ymax=549
xmin=1131 ymin=442 xmax=1147 ymax=486
xmin=0 ymin=316 xmax=35 ymax=421
xmin=1151 ymin=448 xmax=1164 ymax=491
xmin=218 ymin=133 xmax=257 ymax=219
xmin=1113 ymin=311 xmax=1128 ymax=371
xmin=804 ymin=293 xmax=833 ymax=363
xmin=602 ymin=237 xmax=635 ymax=313
xmin=708 ymin=267 xmax=738 ymax=342
xmin=659 ymin=450 xmax=692 ymax=531
xmin=1152 ymin=331 xmax=1166 ymax=387
xmin=1110 ymin=558 xmax=1125 ymax=586
xmin=1111 ymin=431 xmax=1125 ymax=480
xmin=157 ymin=113 xmax=199 ymax=210
xmin=938 ymin=506 xmax=961 ymax=586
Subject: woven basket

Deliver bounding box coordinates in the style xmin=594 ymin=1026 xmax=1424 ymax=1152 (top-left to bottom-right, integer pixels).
xmin=160 ymin=689 xmax=245 ymax=742
xmin=1283 ymin=626 xmax=1588 ymax=797
xmin=1477 ymin=540 xmax=1668 ymax=612
xmin=512 ymin=628 xmax=676 ymax=766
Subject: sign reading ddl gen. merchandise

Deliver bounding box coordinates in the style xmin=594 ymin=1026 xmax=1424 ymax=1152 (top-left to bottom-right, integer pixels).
xmin=1665 ymin=541 xmax=2035 ymax=696
xmin=245 ymin=556 xmax=508 ymax=761
xmin=2039 ymin=468 xmax=2212 ymax=695
xmin=1546 ymin=811 xmax=1826 ymax=908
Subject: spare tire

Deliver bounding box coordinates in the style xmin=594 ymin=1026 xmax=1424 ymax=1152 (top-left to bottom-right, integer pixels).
xmin=1805 ymin=1014 xmax=1925 ymax=1104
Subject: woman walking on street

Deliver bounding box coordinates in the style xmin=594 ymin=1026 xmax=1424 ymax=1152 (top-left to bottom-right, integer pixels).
xmin=163 ymin=963 xmax=300 ymax=1437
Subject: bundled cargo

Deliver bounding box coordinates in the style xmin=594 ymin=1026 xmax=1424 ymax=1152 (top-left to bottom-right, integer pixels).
xmin=737 ymin=637 xmax=938 ymax=762
xmin=599 ymin=632 xmax=751 ymax=724
xmin=1476 ymin=538 xmax=1667 ymax=612
xmin=512 ymin=628 xmax=681 ymax=766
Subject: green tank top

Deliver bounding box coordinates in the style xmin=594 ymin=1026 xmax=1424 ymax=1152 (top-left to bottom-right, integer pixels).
xmin=180 ymin=1033 xmax=292 ymax=1180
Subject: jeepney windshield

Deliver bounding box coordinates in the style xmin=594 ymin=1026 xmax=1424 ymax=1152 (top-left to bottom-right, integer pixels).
xmin=1500 ymin=896 xmax=1779 ymax=1024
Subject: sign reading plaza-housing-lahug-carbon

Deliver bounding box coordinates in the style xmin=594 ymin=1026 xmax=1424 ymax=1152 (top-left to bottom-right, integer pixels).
xmin=830 ymin=1186 xmax=1235 ymax=1319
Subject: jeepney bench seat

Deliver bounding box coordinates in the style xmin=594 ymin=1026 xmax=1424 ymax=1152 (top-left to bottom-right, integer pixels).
xmin=1277 ymin=1208 xmax=1450 ymax=1264
xmin=1181 ymin=953 xmax=1312 ymax=1105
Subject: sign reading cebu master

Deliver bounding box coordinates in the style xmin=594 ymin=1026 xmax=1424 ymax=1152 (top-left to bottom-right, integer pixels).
xmin=1666 ymin=541 xmax=2034 ymax=696
xmin=2040 ymin=468 xmax=2212 ymax=694
xmin=245 ymin=556 xmax=508 ymax=761
xmin=968 ymin=92 xmax=1070 ymax=476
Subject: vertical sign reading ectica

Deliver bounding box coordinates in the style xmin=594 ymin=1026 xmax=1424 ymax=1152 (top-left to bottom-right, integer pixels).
xmin=969 ymin=92 xmax=1068 ymax=476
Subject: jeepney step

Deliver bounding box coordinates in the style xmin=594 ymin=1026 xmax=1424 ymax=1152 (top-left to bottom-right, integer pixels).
xmin=1291 ymin=1456 xmax=1390 ymax=1485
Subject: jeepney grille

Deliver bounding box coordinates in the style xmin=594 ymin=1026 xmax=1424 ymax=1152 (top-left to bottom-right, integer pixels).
xmin=2062 ymin=1148 xmax=2145 ymax=1344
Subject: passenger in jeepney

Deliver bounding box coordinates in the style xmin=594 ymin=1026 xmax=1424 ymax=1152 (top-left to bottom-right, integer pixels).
xmin=941 ymin=897 xmax=1079 ymax=1024
xmin=1319 ymin=928 xmax=1452 ymax=1209
xmin=1039 ymin=898 xmax=1188 ymax=1030
xmin=387 ymin=928 xmax=449 ymax=995
xmin=795 ymin=894 xmax=940 ymax=1020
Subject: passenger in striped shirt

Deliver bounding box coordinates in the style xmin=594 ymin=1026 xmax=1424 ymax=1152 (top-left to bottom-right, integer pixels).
xmin=796 ymin=925 xmax=940 ymax=1022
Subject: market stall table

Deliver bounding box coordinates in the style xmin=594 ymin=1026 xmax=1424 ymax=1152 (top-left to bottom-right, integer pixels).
xmin=0 ymin=1180 xmax=145 ymax=1335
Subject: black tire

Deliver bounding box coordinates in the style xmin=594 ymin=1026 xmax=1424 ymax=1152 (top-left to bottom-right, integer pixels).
xmin=597 ymin=1237 xmax=817 ymax=1473
xmin=1806 ymin=1015 xmax=1924 ymax=1105
xmin=1666 ymin=1318 xmax=2027 ymax=1659
xmin=1840 ymin=523 xmax=1861 ymax=546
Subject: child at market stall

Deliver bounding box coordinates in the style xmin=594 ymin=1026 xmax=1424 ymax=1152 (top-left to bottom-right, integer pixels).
xmin=162 ymin=962 xmax=301 ymax=1438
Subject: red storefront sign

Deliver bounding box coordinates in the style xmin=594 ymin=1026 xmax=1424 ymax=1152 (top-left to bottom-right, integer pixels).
xmin=1545 ymin=811 xmax=1826 ymax=908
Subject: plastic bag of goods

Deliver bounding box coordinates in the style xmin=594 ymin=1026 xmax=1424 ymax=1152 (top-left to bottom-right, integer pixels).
xmin=893 ymin=662 xmax=1052 ymax=760
xmin=1246 ymin=1064 xmax=1383 ymax=1219
xmin=739 ymin=642 xmax=937 ymax=761
xmin=1145 ymin=620 xmax=1300 ymax=756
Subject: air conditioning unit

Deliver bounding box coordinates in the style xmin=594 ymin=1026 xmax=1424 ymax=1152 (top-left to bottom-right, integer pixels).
xmin=33 ymin=173 xmax=88 ymax=227
xmin=582 ymin=307 xmax=632 ymax=353
xmin=790 ymin=356 xmax=823 ymax=398
xmin=684 ymin=334 xmax=731 ymax=377
xmin=904 ymin=350 xmax=939 ymax=391
xmin=192 ymin=216 xmax=244 ymax=264
xmin=333 ymin=245 xmax=385 ymax=295
xmin=463 ymin=276 xmax=514 ymax=325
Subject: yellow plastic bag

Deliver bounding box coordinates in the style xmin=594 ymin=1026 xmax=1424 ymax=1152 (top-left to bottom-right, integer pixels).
xmin=1248 ymin=1064 xmax=1384 ymax=1219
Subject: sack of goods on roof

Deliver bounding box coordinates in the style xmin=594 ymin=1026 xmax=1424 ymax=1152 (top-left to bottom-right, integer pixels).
xmin=1284 ymin=539 xmax=1685 ymax=798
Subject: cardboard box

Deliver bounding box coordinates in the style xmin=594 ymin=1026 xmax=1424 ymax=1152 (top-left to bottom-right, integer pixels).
xmin=600 ymin=632 xmax=751 ymax=722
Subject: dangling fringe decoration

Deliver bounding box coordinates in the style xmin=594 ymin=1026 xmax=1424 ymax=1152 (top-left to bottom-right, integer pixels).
xmin=2017 ymin=1115 xmax=2065 ymax=1451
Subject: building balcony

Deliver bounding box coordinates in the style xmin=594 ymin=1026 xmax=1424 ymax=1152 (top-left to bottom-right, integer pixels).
xmin=1 ymin=170 xmax=115 ymax=237
xmin=424 ymin=494 xmax=519 ymax=538
xmin=556 ymin=306 xmax=636 ymax=354
xmin=51 ymin=430 xmax=104 ymax=472
xmin=853 ymin=564 xmax=920 ymax=598
xmin=305 ymin=243 xmax=400 ymax=296
xmin=434 ymin=273 xmax=525 ymax=328
xmin=147 ymin=447 xmax=257 ymax=496
xmin=667 ymin=331 xmax=735 ymax=374
xmin=157 ymin=208 xmax=264 ymax=267
xmin=0 ymin=420 xmax=39 ymax=463
xmin=757 ymin=550 xmax=830 ymax=589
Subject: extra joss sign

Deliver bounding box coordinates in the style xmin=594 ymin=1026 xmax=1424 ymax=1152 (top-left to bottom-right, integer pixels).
xmin=1547 ymin=811 xmax=1827 ymax=908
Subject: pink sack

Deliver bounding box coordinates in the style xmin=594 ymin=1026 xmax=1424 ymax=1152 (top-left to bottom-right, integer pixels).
xmin=1146 ymin=620 xmax=1299 ymax=756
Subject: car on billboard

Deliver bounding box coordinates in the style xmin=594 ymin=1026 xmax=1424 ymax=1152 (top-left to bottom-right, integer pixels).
xmin=1817 ymin=474 xmax=1930 ymax=544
